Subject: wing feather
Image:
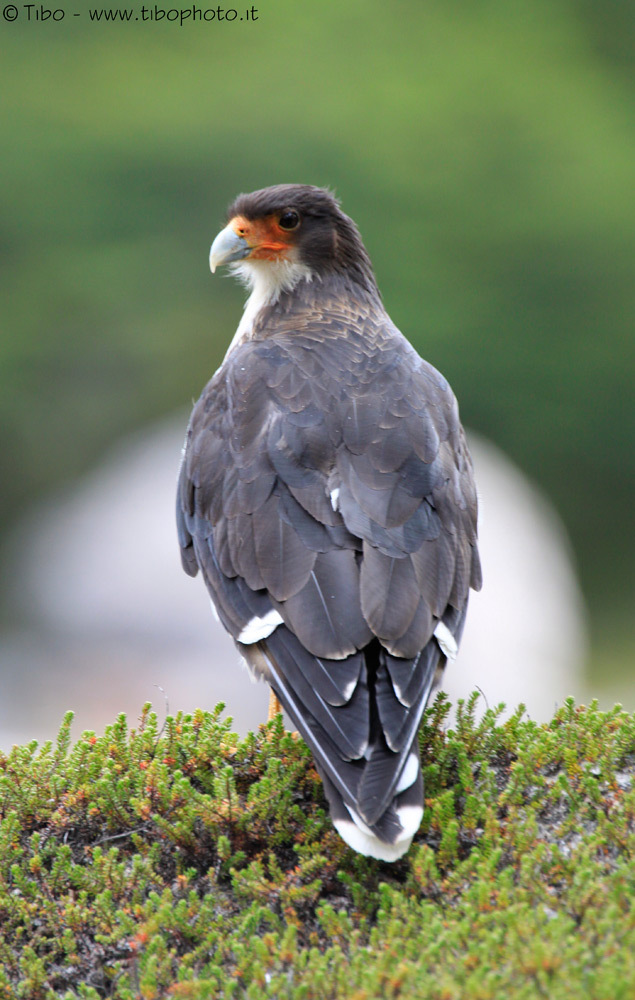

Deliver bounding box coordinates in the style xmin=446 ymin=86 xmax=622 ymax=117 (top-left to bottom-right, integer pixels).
xmin=360 ymin=545 xmax=420 ymax=641
xmin=261 ymin=628 xmax=369 ymax=759
xmin=251 ymin=493 xmax=317 ymax=601
xmin=276 ymin=549 xmax=372 ymax=658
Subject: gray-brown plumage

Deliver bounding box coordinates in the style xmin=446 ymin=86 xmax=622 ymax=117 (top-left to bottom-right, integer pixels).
xmin=177 ymin=185 xmax=481 ymax=860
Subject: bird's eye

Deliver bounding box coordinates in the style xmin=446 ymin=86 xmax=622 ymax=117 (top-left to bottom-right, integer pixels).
xmin=279 ymin=209 xmax=300 ymax=231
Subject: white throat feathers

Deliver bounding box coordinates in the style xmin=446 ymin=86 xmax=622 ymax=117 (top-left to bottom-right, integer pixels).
xmin=223 ymin=258 xmax=315 ymax=359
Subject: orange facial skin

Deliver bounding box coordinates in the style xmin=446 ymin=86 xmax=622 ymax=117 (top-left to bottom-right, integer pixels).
xmin=228 ymin=214 xmax=297 ymax=262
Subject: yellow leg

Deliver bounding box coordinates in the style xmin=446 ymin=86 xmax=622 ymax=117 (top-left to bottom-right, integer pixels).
xmin=267 ymin=690 xmax=299 ymax=737
xmin=267 ymin=689 xmax=283 ymax=721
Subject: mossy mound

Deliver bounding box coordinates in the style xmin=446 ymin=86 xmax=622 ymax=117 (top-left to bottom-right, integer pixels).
xmin=1 ymin=695 xmax=635 ymax=998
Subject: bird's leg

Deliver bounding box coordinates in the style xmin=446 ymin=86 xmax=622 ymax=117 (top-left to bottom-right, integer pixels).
xmin=267 ymin=690 xmax=299 ymax=738
xmin=267 ymin=689 xmax=283 ymax=721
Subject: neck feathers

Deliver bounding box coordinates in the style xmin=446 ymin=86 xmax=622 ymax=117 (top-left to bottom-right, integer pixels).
xmin=224 ymin=259 xmax=382 ymax=360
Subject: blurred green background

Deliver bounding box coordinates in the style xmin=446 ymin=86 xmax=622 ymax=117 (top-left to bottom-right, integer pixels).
xmin=1 ymin=0 xmax=633 ymax=681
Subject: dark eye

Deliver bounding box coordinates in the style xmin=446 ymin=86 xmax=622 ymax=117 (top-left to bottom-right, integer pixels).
xmin=279 ymin=209 xmax=300 ymax=231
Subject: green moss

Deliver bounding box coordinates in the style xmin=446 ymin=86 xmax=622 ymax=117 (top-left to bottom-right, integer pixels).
xmin=1 ymin=694 xmax=635 ymax=998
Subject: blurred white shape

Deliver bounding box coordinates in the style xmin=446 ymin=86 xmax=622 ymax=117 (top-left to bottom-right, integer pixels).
xmin=445 ymin=433 xmax=587 ymax=719
xmin=0 ymin=416 xmax=587 ymax=749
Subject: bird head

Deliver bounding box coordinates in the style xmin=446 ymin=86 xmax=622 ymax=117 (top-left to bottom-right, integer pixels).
xmin=209 ymin=184 xmax=377 ymax=297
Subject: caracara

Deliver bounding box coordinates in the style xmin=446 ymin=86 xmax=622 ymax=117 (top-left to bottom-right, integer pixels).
xmin=177 ymin=185 xmax=481 ymax=861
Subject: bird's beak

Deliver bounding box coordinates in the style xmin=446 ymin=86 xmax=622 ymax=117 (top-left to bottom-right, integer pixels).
xmin=209 ymin=224 xmax=251 ymax=273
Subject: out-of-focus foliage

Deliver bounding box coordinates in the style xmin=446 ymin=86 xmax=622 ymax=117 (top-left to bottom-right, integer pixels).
xmin=1 ymin=0 xmax=633 ymax=634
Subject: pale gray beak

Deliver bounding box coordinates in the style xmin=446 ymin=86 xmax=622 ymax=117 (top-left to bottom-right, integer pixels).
xmin=209 ymin=225 xmax=251 ymax=273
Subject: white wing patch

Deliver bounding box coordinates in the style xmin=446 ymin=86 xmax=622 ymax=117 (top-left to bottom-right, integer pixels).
xmin=330 ymin=487 xmax=340 ymax=512
xmin=341 ymin=676 xmax=357 ymax=702
xmin=396 ymin=752 xmax=420 ymax=794
xmin=434 ymin=620 xmax=458 ymax=661
xmin=238 ymin=609 xmax=284 ymax=644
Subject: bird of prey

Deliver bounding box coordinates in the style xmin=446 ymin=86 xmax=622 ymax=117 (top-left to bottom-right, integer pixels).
xmin=177 ymin=185 xmax=481 ymax=861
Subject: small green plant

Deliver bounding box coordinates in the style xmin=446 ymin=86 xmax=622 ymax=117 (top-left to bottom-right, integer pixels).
xmin=1 ymin=694 xmax=634 ymax=998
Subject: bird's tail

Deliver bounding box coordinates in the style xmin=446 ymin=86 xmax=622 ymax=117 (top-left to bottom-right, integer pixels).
xmin=241 ymin=629 xmax=443 ymax=861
